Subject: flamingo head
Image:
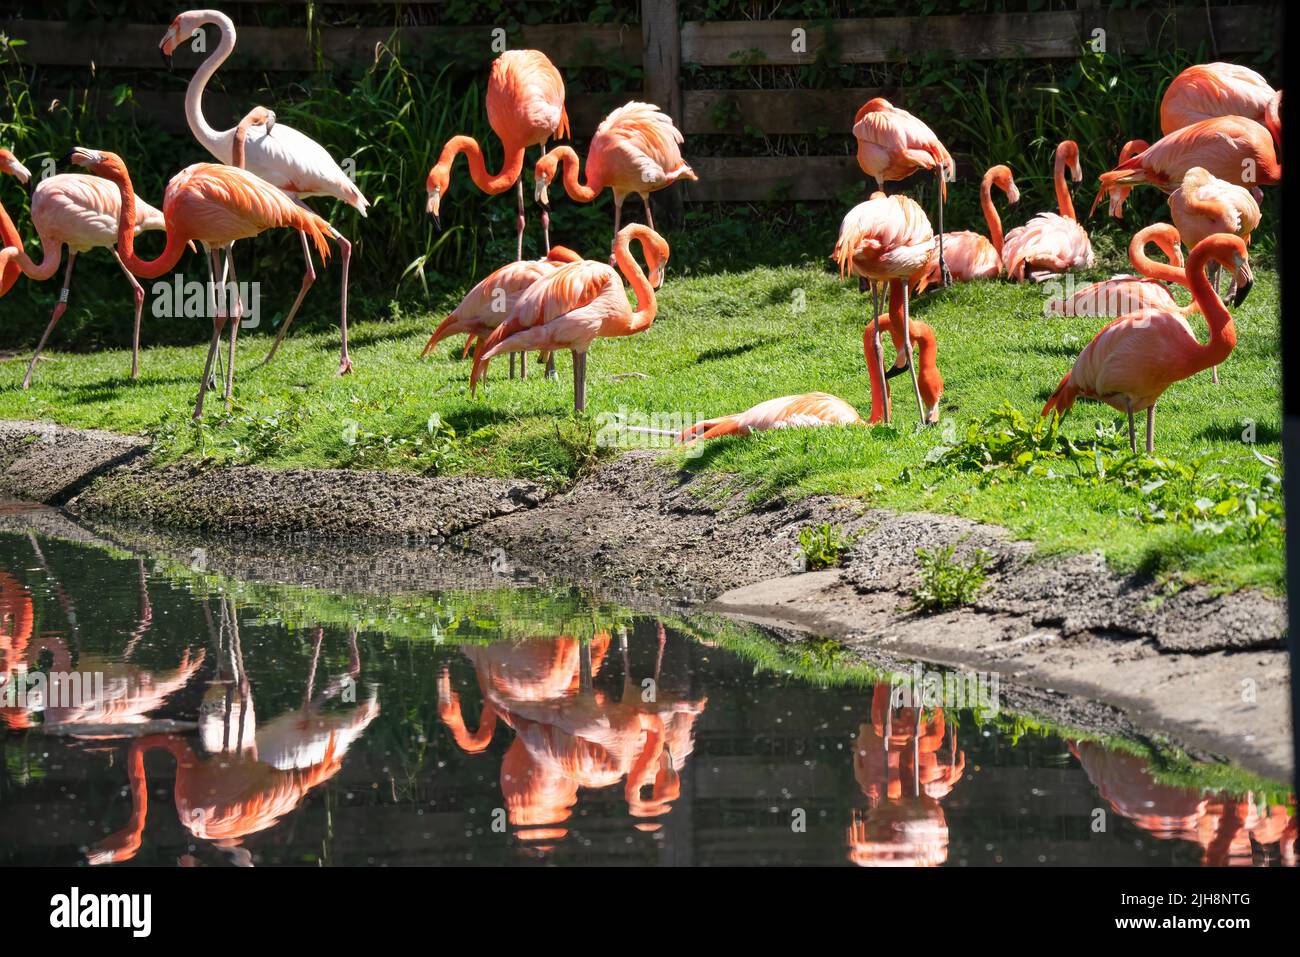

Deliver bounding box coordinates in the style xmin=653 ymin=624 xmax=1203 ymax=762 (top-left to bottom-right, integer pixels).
xmin=861 ymin=97 xmax=892 ymax=114
xmin=643 ymin=229 xmax=671 ymax=289
xmin=1118 ymin=139 xmax=1150 ymax=165
xmin=988 ymin=164 xmax=1019 ymax=204
xmin=0 ymin=148 xmax=32 ymax=185
xmin=248 ymin=107 xmax=275 ymax=135
xmin=1198 ymin=234 xmax=1253 ymax=306
xmin=66 ymin=147 xmax=114 ymax=175
xmin=1058 ymin=140 xmax=1083 ymax=182
xmin=425 ymin=166 xmax=447 ymax=230
xmin=1140 ymin=222 xmax=1185 ymax=269
xmin=534 ymin=151 xmax=560 ymax=208
xmin=159 ymin=12 xmax=209 ymax=67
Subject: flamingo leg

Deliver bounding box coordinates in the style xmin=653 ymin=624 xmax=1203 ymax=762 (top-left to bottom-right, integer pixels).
xmin=610 ymin=196 xmax=623 ymax=266
xmin=902 ymin=283 xmax=927 ymax=424
xmin=1146 ymin=404 xmax=1155 ymax=454
xmin=573 ymin=350 xmax=587 ymax=413
xmin=642 ymin=193 xmax=655 ymax=232
xmin=936 ymin=168 xmax=950 ymax=287
xmin=870 ymin=282 xmax=890 ymax=426
xmin=22 ymin=248 xmax=75 ymax=391
xmin=545 ymin=352 xmax=557 ymax=380
xmin=515 ymin=178 xmax=526 ymax=262
xmin=263 ymin=230 xmax=317 ymax=366
xmin=223 ymin=245 xmax=243 ymax=409
xmin=1125 ymin=400 xmax=1137 ymax=454
xmin=111 ymin=249 xmax=145 ymax=381
xmin=206 ymin=248 xmax=226 ymax=392
xmin=334 ymin=229 xmax=353 ymax=376
xmin=539 ymin=142 xmax=551 ymax=251
xmin=193 ymin=314 xmax=227 ymax=421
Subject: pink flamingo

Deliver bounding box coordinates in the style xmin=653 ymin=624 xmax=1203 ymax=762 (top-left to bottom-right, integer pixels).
xmin=1102 ymin=138 xmax=1150 ymax=218
xmin=418 ymin=245 xmax=582 ymax=379
xmin=534 ymin=101 xmax=697 ymax=258
xmin=0 ymin=149 xmax=28 ymax=297
xmin=0 ymin=149 xmax=167 ymax=388
xmin=470 ymin=223 xmax=669 ymax=412
xmin=1170 ymin=165 xmax=1261 ymax=300
xmin=1160 ymin=63 xmax=1282 ymax=147
xmin=1047 ymin=223 xmax=1187 ymax=318
xmin=1091 ymin=116 xmax=1280 ymax=218
xmin=1041 ymin=234 xmax=1252 ymax=453
xmin=160 ymin=9 xmax=366 ymax=371
xmin=427 ymin=49 xmax=569 ymax=259
xmin=64 ymin=148 xmax=335 ymax=419
xmin=852 ymin=98 xmax=955 ymax=285
xmin=1001 ymin=140 xmax=1094 ymax=281
xmin=679 ymin=393 xmax=865 ymax=443
xmin=914 ymin=163 xmax=1019 ymax=293
xmin=833 ymin=191 xmax=934 ymax=425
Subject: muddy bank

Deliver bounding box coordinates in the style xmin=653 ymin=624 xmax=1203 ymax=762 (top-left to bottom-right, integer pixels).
xmin=0 ymin=418 xmax=1291 ymax=779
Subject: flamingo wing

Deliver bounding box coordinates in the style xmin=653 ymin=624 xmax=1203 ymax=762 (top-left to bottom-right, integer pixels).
xmin=1160 ymin=63 xmax=1276 ymax=135
xmin=238 ymin=122 xmax=369 ymax=213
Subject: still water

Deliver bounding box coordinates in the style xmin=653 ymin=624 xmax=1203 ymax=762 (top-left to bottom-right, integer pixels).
xmin=0 ymin=502 xmax=1293 ymax=867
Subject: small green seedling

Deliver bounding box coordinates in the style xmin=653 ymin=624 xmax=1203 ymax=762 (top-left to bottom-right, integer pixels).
xmin=798 ymin=522 xmax=859 ymax=571
xmin=910 ymin=543 xmax=990 ymax=612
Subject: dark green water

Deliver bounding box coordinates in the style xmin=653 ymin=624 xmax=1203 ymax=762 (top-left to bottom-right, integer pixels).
xmin=0 ymin=501 xmax=1293 ymax=867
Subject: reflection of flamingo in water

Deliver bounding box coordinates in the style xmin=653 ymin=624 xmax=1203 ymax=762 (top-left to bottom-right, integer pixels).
xmin=1070 ymin=740 xmax=1296 ymax=867
xmin=438 ymin=624 xmax=704 ymax=847
xmin=1 ymin=545 xmax=202 ymax=734
xmin=88 ymin=601 xmax=378 ymax=865
xmin=847 ymin=682 xmax=966 ymax=867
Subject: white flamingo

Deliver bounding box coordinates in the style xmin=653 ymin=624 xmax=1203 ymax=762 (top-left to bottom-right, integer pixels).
xmin=160 ymin=8 xmax=368 ymax=373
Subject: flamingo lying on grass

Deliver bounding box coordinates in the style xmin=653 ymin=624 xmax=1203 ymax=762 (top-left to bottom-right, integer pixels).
xmin=427 ymin=49 xmax=569 ymax=259
xmin=1001 ymin=140 xmax=1094 ymax=281
xmin=0 ymin=148 xmax=167 ymax=388
xmin=1047 ymin=223 xmax=1187 ymax=318
xmin=418 ymin=245 xmax=582 ymax=381
xmin=914 ymin=163 xmax=1019 ymax=292
xmin=1041 ymin=234 xmax=1252 ymax=453
xmin=1091 ymin=117 xmax=1280 ymax=218
xmin=66 ymin=148 xmax=336 ymax=419
xmin=534 ymin=101 xmax=697 ymax=260
xmin=470 ymin=223 xmax=669 ymax=413
xmin=161 ymin=9 xmax=366 ymax=372
xmin=1160 ymin=63 xmax=1282 ymax=146
xmin=852 ymin=98 xmax=956 ymax=285
xmin=833 ymin=191 xmax=934 ymax=425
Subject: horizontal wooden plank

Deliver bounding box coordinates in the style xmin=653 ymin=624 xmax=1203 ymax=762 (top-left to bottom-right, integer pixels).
xmin=683 ymin=88 xmax=895 ymax=136
xmin=0 ymin=20 xmax=640 ymax=71
xmin=680 ymin=6 xmax=1272 ymax=65
xmin=682 ymin=155 xmax=860 ymax=202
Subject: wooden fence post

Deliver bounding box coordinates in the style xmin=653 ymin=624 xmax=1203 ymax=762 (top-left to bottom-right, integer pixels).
xmin=641 ymin=0 xmax=685 ymax=222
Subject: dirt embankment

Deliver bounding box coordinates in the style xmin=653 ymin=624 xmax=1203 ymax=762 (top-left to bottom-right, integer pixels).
xmin=0 ymin=418 xmax=1291 ymax=780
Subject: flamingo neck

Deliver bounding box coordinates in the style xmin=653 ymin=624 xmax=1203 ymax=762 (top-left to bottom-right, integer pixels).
xmin=1130 ymin=232 xmax=1185 ymax=286
xmin=185 ymin=11 xmax=237 ymax=158
xmin=104 ymin=164 xmax=189 ymax=279
xmin=613 ymin=230 xmax=657 ymax=333
xmin=1054 ymin=155 xmax=1076 ymax=220
xmin=436 ymin=136 xmax=525 ymax=196
xmin=551 ymin=146 xmax=600 ymax=202
xmin=0 ymin=210 xmax=62 ymax=280
xmin=979 ymin=173 xmax=1003 ymax=253
xmin=1186 ymin=245 xmax=1236 ymax=366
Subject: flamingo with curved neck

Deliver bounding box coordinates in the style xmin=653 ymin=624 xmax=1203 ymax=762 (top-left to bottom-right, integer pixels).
xmin=67 ymin=147 xmax=335 ymax=418
xmin=1048 ymin=223 xmax=1187 ymax=318
xmin=425 ymin=49 xmax=569 ymax=260
xmin=914 ymin=163 xmax=1019 ymax=292
xmin=160 ymin=9 xmax=366 ymax=368
xmin=470 ymin=223 xmax=669 ymax=412
xmin=1042 ymin=233 xmax=1251 ymax=453
xmin=1001 ymin=140 xmax=1093 ymax=281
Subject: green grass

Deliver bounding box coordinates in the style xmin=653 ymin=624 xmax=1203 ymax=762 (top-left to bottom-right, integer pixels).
xmin=0 ymin=248 xmax=1281 ymax=592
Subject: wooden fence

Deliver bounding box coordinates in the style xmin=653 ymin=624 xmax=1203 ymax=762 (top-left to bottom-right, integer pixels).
xmin=1 ymin=1 xmax=1281 ymax=203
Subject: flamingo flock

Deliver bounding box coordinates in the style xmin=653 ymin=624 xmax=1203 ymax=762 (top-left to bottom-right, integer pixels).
xmin=0 ymin=16 xmax=1281 ymax=459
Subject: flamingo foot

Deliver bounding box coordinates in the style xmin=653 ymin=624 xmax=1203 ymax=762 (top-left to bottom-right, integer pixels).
xmin=337 ymin=357 xmax=354 ymax=376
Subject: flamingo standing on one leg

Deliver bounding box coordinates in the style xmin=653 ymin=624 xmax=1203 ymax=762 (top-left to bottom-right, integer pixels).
xmin=914 ymin=163 xmax=1019 ymax=292
xmin=418 ymin=245 xmax=582 ymax=372
xmin=1090 ymin=116 xmax=1280 ymax=218
xmin=65 ymin=148 xmax=335 ymax=420
xmin=1160 ymin=63 xmax=1282 ymax=148
xmin=534 ymin=101 xmax=697 ymax=260
xmin=160 ymin=9 xmax=366 ymax=374
xmin=852 ymin=98 xmax=955 ymax=285
xmin=1041 ymin=234 xmax=1252 ymax=453
xmin=833 ymin=191 xmax=934 ymax=425
xmin=1001 ymin=140 xmax=1094 ymax=281
xmin=0 ymin=149 xmax=167 ymax=388
xmin=470 ymin=224 xmax=669 ymax=413
xmin=426 ymin=49 xmax=569 ymax=261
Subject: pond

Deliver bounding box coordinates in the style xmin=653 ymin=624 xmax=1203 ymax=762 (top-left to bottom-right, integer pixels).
xmin=0 ymin=500 xmax=1293 ymax=867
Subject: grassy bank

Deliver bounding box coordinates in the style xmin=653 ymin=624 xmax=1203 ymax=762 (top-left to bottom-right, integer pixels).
xmin=0 ymin=245 xmax=1282 ymax=592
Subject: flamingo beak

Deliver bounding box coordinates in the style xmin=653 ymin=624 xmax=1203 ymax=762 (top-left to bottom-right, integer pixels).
xmin=161 ymin=47 xmax=173 ymax=71
xmin=8 ymin=159 xmax=31 ymax=185
xmin=1232 ymin=256 xmax=1254 ymax=307
xmin=264 ymin=110 xmax=276 ymax=135
xmin=535 ymin=174 xmax=550 ymax=209
xmin=1007 ymin=183 xmax=1020 ymax=204
xmin=426 ymin=189 xmax=441 ymax=230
